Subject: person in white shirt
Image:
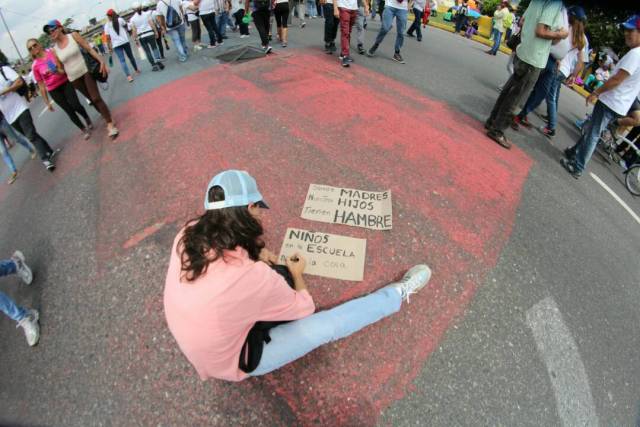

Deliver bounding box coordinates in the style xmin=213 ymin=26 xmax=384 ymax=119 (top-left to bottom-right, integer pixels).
xmin=193 ymin=0 xmax=224 ymax=48
xmin=104 ymin=9 xmax=140 ymax=82
xmin=130 ymin=2 xmax=166 ymax=71
xmin=406 ymin=0 xmax=426 ymax=42
xmin=486 ymin=1 xmax=510 ymax=56
xmin=182 ymin=0 xmax=204 ymax=50
xmin=231 ymin=0 xmax=250 ymax=37
xmin=334 ymin=0 xmax=368 ymax=67
xmin=562 ymin=15 xmax=640 ymax=178
xmin=156 ymin=0 xmax=190 ymax=61
xmin=366 ymin=0 xmax=409 ymax=64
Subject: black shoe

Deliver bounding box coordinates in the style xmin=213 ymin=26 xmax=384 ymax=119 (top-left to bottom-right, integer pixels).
xmin=560 ymin=158 xmax=581 ymax=179
xmin=152 ymin=65 xmax=160 ymax=72
xmin=366 ymin=45 xmax=378 ymax=57
xmin=357 ymin=44 xmax=365 ymax=55
xmin=263 ymin=46 xmax=273 ymax=54
xmin=406 ymin=32 xmax=415 ymax=37
xmin=393 ymin=52 xmax=405 ymax=63
xmin=564 ymin=146 xmax=576 ymax=160
xmin=158 ymin=62 xmax=165 ymax=70
xmin=325 ymin=43 xmax=333 ymax=54
xmin=43 ymin=160 xmax=56 ymax=172
xmin=417 ymin=37 xmax=422 ymax=42
xmin=48 ymin=148 xmax=61 ymax=161
xmin=341 ymin=56 xmax=350 ymax=67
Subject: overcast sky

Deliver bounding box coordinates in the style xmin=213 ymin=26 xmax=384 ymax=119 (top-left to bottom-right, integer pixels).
xmin=0 ymin=0 xmax=128 ymax=61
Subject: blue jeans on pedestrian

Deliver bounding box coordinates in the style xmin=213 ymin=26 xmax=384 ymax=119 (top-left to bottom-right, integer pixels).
xmin=216 ymin=11 xmax=230 ymax=37
xmin=569 ymin=101 xmax=619 ymax=173
xmin=113 ymin=42 xmax=139 ymax=77
xmin=373 ymin=6 xmax=408 ymax=53
xmin=306 ymin=0 xmax=317 ymax=17
xmin=168 ymin=23 xmax=188 ymax=61
xmin=518 ymin=56 xmax=567 ymax=130
xmin=0 ymin=117 xmax=34 ymax=173
xmin=250 ymin=286 xmax=402 ymax=376
xmin=0 ymin=259 xmax=26 ymax=322
xmin=490 ymin=28 xmax=502 ymax=55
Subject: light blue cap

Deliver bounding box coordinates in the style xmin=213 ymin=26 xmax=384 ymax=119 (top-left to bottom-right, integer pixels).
xmin=204 ymin=170 xmax=268 ymax=210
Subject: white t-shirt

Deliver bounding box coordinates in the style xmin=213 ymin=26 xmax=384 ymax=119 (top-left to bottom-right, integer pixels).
xmin=129 ymin=10 xmax=155 ymax=36
xmin=156 ymin=0 xmax=186 ymax=20
xmin=197 ymin=0 xmax=215 ymax=14
xmin=600 ymin=47 xmax=640 ymax=116
xmin=0 ymin=66 xmax=29 ymax=124
xmin=336 ymin=0 xmax=357 ymax=9
xmin=104 ymin=17 xmax=130 ymax=47
xmin=385 ymin=0 xmax=407 ymax=10
xmin=182 ymin=1 xmax=199 ymax=20
xmin=558 ymin=33 xmax=588 ymax=78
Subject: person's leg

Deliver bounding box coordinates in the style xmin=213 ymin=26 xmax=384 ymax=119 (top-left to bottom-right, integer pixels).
xmin=487 ymin=55 xmax=541 ymax=134
xmin=254 ymin=10 xmax=270 ymax=47
xmin=0 ymin=289 xmax=27 ymax=322
xmin=217 ymin=12 xmax=227 ymax=38
xmin=167 ymin=28 xmax=188 ymax=61
xmin=281 ymin=4 xmax=290 ymax=44
xmin=113 ymin=45 xmax=131 ymax=77
xmin=251 ymin=286 xmax=402 ymax=376
xmin=192 ymin=18 xmax=202 ymax=43
xmin=200 ymin=13 xmax=218 ymax=46
xmin=545 ymin=72 xmax=564 ymax=131
xmin=122 ymin=42 xmax=139 ymax=72
xmin=0 ymin=116 xmax=34 ymax=154
xmin=12 ymin=111 xmax=53 ymax=161
xmin=140 ymin=37 xmax=158 ymax=68
xmin=156 ymin=34 xmax=165 ymax=58
xmin=394 ymin=8 xmax=407 ymax=54
xmin=177 ymin=22 xmax=189 ymax=52
xmin=61 ymin=81 xmax=91 ymax=126
xmin=356 ymin=6 xmax=365 ymax=49
xmin=323 ymin=4 xmax=334 ymax=46
xmin=415 ymin=9 xmax=423 ymax=40
xmin=490 ymin=29 xmax=501 ymax=54
xmin=339 ymin=8 xmax=350 ymax=58
xmin=517 ymin=57 xmax=555 ymax=120
xmin=0 ymin=135 xmax=17 ymax=174
xmin=371 ymin=6 xmax=393 ymax=50
xmin=572 ymin=102 xmax=618 ymax=173
xmin=297 ymin=0 xmax=306 ymax=26
xmin=48 ymin=85 xmax=86 ymax=130
xmin=72 ymin=74 xmax=113 ymax=125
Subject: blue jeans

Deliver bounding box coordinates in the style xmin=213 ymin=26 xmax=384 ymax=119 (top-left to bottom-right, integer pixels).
xmin=306 ymin=0 xmax=317 ymax=17
xmin=490 ymin=28 xmax=502 ymax=55
xmin=0 ymin=259 xmax=26 ymax=322
xmin=373 ymin=6 xmax=408 ymax=53
xmin=519 ymin=56 xmax=567 ymax=130
xmin=250 ymin=286 xmax=402 ymax=376
xmin=113 ymin=42 xmax=139 ymax=77
xmin=216 ymin=11 xmax=230 ymax=37
xmin=167 ymin=23 xmax=188 ymax=61
xmin=570 ymin=101 xmax=619 ymax=172
xmin=0 ymin=117 xmax=34 ymax=173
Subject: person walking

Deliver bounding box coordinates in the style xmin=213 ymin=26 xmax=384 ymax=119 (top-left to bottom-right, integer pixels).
xmin=486 ymin=1 xmax=510 ymax=56
xmin=334 ymin=0 xmax=359 ymax=66
xmin=0 ymin=114 xmax=37 ymax=184
xmin=484 ymin=0 xmax=567 ymax=149
xmin=322 ymin=0 xmax=339 ymax=53
xmin=157 ymin=0 xmax=190 ymax=61
xmin=295 ymin=0 xmax=307 ymax=28
xmin=0 ymin=251 xmax=39 ymax=346
xmin=562 ymin=15 xmax=640 ymax=178
xmin=246 ymin=0 xmax=273 ymax=53
xmin=29 ymin=38 xmax=93 ymax=140
xmin=354 ymin=0 xmax=370 ymax=53
xmin=273 ymin=0 xmax=290 ymax=47
xmin=183 ymin=0 xmax=204 ymax=50
xmin=216 ymin=0 xmax=232 ymax=40
xmin=453 ymin=0 xmax=468 ymax=34
xmin=47 ymin=20 xmax=119 ymax=139
xmin=163 ymin=169 xmax=432 ymax=381
xmin=104 ymin=9 xmax=140 ymax=82
xmin=366 ymin=0 xmax=408 ymax=63
xmin=0 ymin=60 xmax=57 ymax=171
xmin=513 ymin=6 xmax=587 ymax=139
xmin=406 ymin=0 xmax=425 ymax=42
xmin=130 ymin=2 xmax=166 ymax=72
xmin=195 ymin=0 xmax=224 ymax=48
xmin=232 ymin=0 xmax=250 ymax=37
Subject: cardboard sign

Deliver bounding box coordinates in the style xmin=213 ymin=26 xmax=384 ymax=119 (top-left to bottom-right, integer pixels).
xmin=278 ymin=228 xmax=366 ymax=281
xmin=301 ymin=184 xmax=393 ymax=230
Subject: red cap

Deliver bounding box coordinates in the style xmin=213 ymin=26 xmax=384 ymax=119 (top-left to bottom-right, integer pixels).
xmin=106 ymin=9 xmax=115 ymax=16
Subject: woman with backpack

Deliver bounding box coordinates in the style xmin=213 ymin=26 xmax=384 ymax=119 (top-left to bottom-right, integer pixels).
xmin=28 ymin=38 xmax=93 ymax=140
xmin=163 ymin=169 xmax=432 ymax=381
xmin=104 ymin=9 xmax=140 ymax=82
xmin=45 ymin=19 xmax=119 ymax=139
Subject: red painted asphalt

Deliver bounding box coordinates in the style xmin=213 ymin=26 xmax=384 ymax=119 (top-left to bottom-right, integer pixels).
xmin=21 ymin=51 xmax=533 ymax=424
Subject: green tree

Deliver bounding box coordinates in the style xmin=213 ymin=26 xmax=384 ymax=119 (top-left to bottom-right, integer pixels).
xmin=37 ymin=33 xmax=52 ymax=48
xmin=62 ymin=17 xmax=74 ymax=28
xmin=482 ymin=0 xmax=501 ymax=16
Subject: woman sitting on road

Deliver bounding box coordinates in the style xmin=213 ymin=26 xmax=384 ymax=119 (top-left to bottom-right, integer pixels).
xmin=46 ymin=20 xmax=119 ymax=139
xmin=164 ymin=169 xmax=432 ymax=381
xmin=29 ymin=38 xmax=93 ymax=140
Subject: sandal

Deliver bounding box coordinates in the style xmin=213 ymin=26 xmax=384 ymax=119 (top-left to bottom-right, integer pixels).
xmin=7 ymin=172 xmax=17 ymax=184
xmin=108 ymin=126 xmax=119 ymax=139
xmin=127 ymin=76 xmax=134 ymax=83
xmin=487 ymin=130 xmax=511 ymax=149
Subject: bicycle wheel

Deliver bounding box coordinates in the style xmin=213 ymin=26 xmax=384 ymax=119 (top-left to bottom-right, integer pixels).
xmin=625 ymin=164 xmax=640 ymax=196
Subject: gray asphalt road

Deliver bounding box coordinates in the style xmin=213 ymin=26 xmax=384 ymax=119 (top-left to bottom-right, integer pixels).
xmin=0 ymin=17 xmax=638 ymax=426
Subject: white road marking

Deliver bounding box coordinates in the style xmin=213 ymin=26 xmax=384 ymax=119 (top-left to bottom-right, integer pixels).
xmin=526 ymin=297 xmax=599 ymax=427
xmin=590 ymin=172 xmax=640 ymax=226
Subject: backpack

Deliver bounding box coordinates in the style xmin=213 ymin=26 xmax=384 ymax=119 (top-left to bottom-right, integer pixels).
xmin=162 ymin=0 xmax=183 ymax=29
xmin=0 ymin=66 xmax=28 ymax=98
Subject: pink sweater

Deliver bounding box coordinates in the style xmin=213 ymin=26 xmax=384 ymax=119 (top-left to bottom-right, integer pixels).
xmin=164 ymin=234 xmax=315 ymax=381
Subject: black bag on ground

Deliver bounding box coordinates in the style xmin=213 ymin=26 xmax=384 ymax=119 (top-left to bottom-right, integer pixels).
xmin=239 ymin=264 xmax=296 ymax=373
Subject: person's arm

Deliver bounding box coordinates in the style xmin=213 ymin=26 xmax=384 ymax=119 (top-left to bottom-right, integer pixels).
xmin=0 ymin=76 xmax=24 ymax=97
xmin=245 ymin=0 xmax=251 ymax=13
xmin=158 ymin=15 xmax=168 ymax=32
xmin=131 ymin=24 xmax=139 ymax=44
xmin=37 ymin=81 xmax=53 ymax=110
xmin=586 ymin=69 xmax=630 ymax=105
xmin=568 ymin=50 xmax=585 ymax=84
xmin=285 ymin=253 xmax=307 ymax=292
xmin=334 ymin=0 xmax=339 ymax=18
xmin=149 ymin=18 xmax=160 ymax=38
xmin=535 ymin=23 xmax=567 ymax=40
xmin=72 ymin=32 xmax=108 ymax=76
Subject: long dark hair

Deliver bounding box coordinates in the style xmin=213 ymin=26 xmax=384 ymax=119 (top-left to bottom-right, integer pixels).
xmin=111 ymin=13 xmax=121 ymax=34
xmin=178 ymin=186 xmax=265 ymax=282
xmin=569 ymin=15 xmax=586 ymax=51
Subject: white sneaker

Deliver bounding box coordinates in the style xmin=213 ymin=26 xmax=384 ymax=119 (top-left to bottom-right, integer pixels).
xmin=17 ymin=309 xmax=40 ymax=346
xmin=391 ymin=264 xmax=432 ymax=303
xmin=11 ymin=250 xmax=33 ymax=285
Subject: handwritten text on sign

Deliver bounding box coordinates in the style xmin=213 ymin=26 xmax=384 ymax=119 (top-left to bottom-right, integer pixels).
xmin=279 ymin=228 xmax=366 ymax=281
xmin=301 ymin=184 xmax=393 ymax=230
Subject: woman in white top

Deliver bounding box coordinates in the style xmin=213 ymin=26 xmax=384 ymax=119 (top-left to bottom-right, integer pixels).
xmin=104 ymin=9 xmax=140 ymax=82
xmin=182 ymin=1 xmax=204 ymax=49
xmin=46 ymin=20 xmax=119 ymax=138
xmin=129 ymin=2 xmax=166 ymax=71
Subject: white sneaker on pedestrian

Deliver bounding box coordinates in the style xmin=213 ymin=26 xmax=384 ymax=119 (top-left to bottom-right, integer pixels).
xmin=11 ymin=250 xmax=32 ymax=285
xmin=391 ymin=264 xmax=432 ymax=303
xmin=17 ymin=309 xmax=40 ymax=346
